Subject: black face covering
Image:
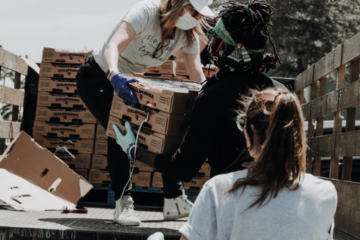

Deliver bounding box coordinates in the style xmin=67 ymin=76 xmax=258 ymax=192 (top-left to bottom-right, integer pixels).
xmin=205 ymin=31 xmax=255 ymax=72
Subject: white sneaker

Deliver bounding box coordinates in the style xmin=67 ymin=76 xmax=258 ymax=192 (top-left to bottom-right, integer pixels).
xmin=113 ymin=195 xmax=141 ymax=226
xmin=163 ymin=190 xmax=193 ymax=220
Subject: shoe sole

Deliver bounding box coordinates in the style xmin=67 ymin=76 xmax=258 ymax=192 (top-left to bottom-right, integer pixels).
xmin=114 ymin=220 xmax=141 ymax=226
xmin=163 ymin=213 xmax=190 ymax=221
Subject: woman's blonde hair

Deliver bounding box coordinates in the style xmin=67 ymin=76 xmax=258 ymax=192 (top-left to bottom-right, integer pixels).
xmin=158 ymin=0 xmax=209 ymax=47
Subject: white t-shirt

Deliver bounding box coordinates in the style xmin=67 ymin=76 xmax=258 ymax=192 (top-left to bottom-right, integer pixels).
xmin=92 ymin=0 xmax=200 ymax=74
xmin=180 ymin=170 xmax=338 ymax=240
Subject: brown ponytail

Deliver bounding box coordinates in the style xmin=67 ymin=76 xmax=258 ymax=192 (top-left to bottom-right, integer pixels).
xmin=227 ymin=88 xmax=307 ymax=210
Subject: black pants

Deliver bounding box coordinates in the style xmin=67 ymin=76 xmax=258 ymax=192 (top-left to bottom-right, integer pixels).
xmin=76 ymin=56 xmax=182 ymax=199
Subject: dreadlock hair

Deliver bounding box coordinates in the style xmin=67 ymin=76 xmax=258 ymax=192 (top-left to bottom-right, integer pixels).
xmin=219 ymin=1 xmax=280 ymax=63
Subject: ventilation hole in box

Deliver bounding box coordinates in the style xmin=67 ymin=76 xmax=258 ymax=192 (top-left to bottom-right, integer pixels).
xmin=10 ymin=186 xmax=19 ymax=190
xmin=143 ymin=122 xmax=152 ymax=130
xmin=49 ymin=117 xmax=60 ymax=122
xmin=11 ymin=198 xmax=21 ymax=204
xmin=122 ymin=115 xmax=132 ymax=122
xmin=21 ymin=195 xmax=31 ymax=198
xmin=138 ymin=143 xmax=148 ymax=150
xmin=49 ymin=188 xmax=54 ymax=192
xmin=40 ymin=168 xmax=49 ymax=178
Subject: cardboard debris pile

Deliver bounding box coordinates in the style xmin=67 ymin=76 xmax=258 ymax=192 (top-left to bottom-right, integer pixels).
xmin=0 ymin=131 xmax=92 ymax=211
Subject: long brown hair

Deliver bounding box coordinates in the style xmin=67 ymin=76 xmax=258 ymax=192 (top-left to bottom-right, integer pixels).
xmin=158 ymin=0 xmax=208 ymax=47
xmin=227 ymin=88 xmax=307 ymax=210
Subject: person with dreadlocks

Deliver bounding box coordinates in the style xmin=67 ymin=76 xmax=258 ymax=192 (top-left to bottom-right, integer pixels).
xmin=113 ymin=0 xmax=285 ymax=219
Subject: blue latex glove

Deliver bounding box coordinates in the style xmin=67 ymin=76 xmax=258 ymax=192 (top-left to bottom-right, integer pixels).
xmin=112 ymin=123 xmax=136 ymax=161
xmin=111 ymin=73 xmax=139 ymax=107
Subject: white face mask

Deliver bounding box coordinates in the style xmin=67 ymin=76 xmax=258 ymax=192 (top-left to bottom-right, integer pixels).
xmin=176 ymin=10 xmax=199 ymax=30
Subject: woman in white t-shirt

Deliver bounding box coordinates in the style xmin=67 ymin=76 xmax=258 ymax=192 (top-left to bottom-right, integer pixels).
xmin=76 ymin=0 xmax=215 ymax=226
xmin=179 ymin=88 xmax=338 ymax=240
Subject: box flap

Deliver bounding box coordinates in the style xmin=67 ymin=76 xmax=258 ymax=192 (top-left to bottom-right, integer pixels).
xmin=0 ymin=131 xmax=93 ymax=206
xmin=0 ymin=169 xmax=75 ymax=211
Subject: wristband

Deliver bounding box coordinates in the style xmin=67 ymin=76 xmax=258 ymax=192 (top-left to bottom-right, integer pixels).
xmin=127 ymin=143 xmax=137 ymax=161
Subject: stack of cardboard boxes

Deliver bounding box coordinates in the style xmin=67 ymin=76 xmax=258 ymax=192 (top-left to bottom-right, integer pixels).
xmin=34 ymin=47 xmax=101 ymax=180
xmin=105 ymin=73 xmax=211 ymax=189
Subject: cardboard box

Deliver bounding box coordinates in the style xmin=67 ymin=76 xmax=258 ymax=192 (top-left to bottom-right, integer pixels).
xmin=56 ymin=153 xmax=91 ymax=169
xmin=132 ymin=161 xmax=154 ymax=172
xmin=88 ymin=169 xmax=111 ymax=184
xmin=38 ymin=77 xmax=78 ymax=94
xmin=142 ymin=74 xmax=174 ymax=81
xmin=91 ymin=154 xmax=108 ymax=170
xmin=94 ymin=139 xmax=108 ymax=155
xmin=203 ymin=64 xmax=219 ymax=78
xmin=37 ymin=92 xmax=86 ymax=108
xmin=42 ymin=47 xmax=90 ymax=64
xmin=199 ymin=162 xmax=211 ymax=177
xmin=132 ymin=172 xmax=152 ymax=187
xmin=145 ymin=60 xmax=176 ymax=75
xmin=0 ymin=131 xmax=92 ymax=211
xmin=73 ymin=169 xmax=89 ymax=180
xmin=126 ymin=76 xmax=201 ymax=114
xmin=40 ymin=63 xmax=81 ymax=79
xmin=176 ymin=60 xmax=188 ymax=76
xmin=34 ymin=136 xmax=94 ymax=154
xmin=107 ymin=117 xmax=182 ymax=154
xmin=110 ymin=97 xmax=191 ymax=136
xmin=152 ymin=171 xmax=163 ymax=188
xmin=96 ymin=124 xmax=107 ymax=139
xmin=36 ymin=107 xmax=97 ymax=124
xmin=182 ymin=176 xmax=210 ymax=189
xmin=33 ymin=121 xmax=95 ymax=139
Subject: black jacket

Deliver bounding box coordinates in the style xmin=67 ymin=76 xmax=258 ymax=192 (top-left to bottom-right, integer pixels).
xmin=155 ymin=70 xmax=285 ymax=182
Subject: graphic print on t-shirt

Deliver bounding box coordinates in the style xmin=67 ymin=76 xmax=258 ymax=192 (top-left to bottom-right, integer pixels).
xmin=139 ymin=34 xmax=176 ymax=62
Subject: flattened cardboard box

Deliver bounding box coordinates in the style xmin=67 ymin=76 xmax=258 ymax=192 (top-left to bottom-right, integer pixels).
xmin=94 ymin=139 xmax=108 ymax=155
xmin=40 ymin=63 xmax=81 ymax=79
xmin=38 ymin=77 xmax=78 ymax=94
xmin=33 ymin=121 xmax=95 ymax=139
xmin=152 ymin=172 xmax=163 ymax=188
xmin=37 ymin=92 xmax=86 ymax=108
xmin=73 ymin=169 xmax=89 ymax=180
xmin=34 ymin=136 xmax=94 ymax=154
xmin=88 ymin=169 xmax=110 ymax=184
xmin=132 ymin=172 xmax=152 ymax=187
xmin=42 ymin=47 xmax=90 ymax=64
xmin=96 ymin=124 xmax=107 ymax=139
xmin=182 ymin=176 xmax=210 ymax=189
xmin=107 ymin=117 xmax=182 ymax=154
xmin=110 ymin=97 xmax=191 ymax=136
xmin=128 ymin=76 xmax=201 ymax=114
xmin=0 ymin=131 xmax=92 ymax=211
xmin=145 ymin=60 xmax=176 ymax=75
xmin=57 ymin=153 xmax=91 ymax=169
xmin=91 ymin=154 xmax=108 ymax=170
xmin=36 ymin=107 xmax=97 ymax=124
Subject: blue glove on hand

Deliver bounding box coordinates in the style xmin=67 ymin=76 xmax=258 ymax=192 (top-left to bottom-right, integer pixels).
xmin=111 ymin=73 xmax=139 ymax=107
xmin=112 ymin=123 xmax=136 ymax=161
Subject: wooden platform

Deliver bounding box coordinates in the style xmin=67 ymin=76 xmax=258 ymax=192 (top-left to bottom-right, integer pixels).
xmin=0 ymin=204 xmax=357 ymax=240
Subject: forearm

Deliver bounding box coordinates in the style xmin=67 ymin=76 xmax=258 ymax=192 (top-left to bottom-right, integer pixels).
xmin=131 ymin=147 xmax=157 ymax=168
xmin=104 ymin=44 xmax=120 ymax=79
